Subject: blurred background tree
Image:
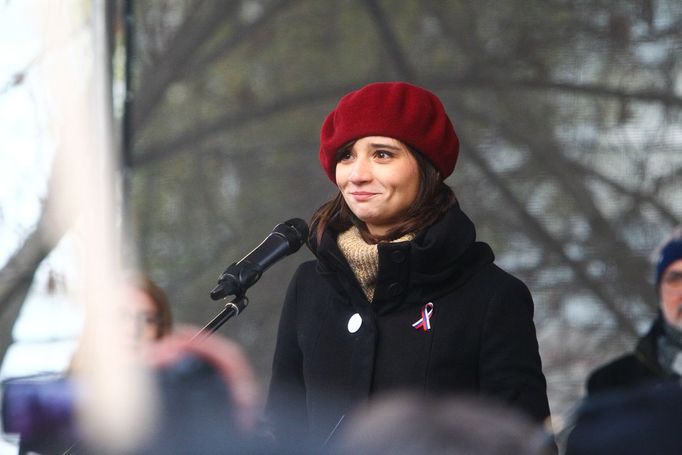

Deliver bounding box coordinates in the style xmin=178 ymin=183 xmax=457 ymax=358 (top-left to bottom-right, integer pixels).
xmin=2 ymin=0 xmax=681 ymax=426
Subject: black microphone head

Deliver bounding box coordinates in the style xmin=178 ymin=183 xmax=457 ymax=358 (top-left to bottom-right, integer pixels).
xmin=284 ymin=218 xmax=309 ymax=245
xmin=210 ymin=218 xmax=310 ymax=300
xmin=272 ymin=218 xmax=309 ymax=253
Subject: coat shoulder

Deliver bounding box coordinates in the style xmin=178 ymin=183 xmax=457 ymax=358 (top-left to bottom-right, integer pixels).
xmin=586 ymin=353 xmax=655 ymax=396
xmin=488 ymin=264 xmax=531 ymax=290
xmin=294 ymin=259 xmax=318 ymax=276
xmin=289 ymin=259 xmax=324 ymax=292
xmin=473 ymin=263 xmax=534 ymax=306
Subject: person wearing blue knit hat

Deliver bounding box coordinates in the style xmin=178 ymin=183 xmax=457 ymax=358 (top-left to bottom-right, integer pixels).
xmin=586 ymin=225 xmax=682 ymax=395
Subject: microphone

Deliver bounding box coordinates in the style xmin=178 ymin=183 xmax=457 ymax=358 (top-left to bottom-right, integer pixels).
xmin=209 ymin=218 xmax=309 ymax=300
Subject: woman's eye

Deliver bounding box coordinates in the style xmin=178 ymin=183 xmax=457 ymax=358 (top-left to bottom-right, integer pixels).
xmin=375 ymin=150 xmax=393 ymax=159
xmin=337 ymin=151 xmax=353 ymax=162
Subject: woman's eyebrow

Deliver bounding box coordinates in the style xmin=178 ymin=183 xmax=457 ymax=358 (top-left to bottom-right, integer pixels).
xmin=368 ymin=143 xmax=401 ymax=150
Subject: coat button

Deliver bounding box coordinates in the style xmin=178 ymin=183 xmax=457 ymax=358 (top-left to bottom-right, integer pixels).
xmin=347 ymin=313 xmax=362 ymax=333
xmin=387 ymin=282 xmax=403 ymax=296
xmin=391 ymin=250 xmax=406 ymax=263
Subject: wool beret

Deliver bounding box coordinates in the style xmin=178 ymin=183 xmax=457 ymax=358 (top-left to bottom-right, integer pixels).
xmin=319 ymin=82 xmax=459 ymax=183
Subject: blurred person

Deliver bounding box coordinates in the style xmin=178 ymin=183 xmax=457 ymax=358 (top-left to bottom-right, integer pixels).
xmin=586 ymin=226 xmax=682 ymax=395
xmin=131 ymin=327 xmax=314 ymax=454
xmin=8 ymin=272 xmax=174 ymax=454
xmin=266 ymin=82 xmax=551 ymax=447
xmin=565 ymin=381 xmax=682 ymax=455
xmin=119 ymin=272 xmax=173 ymax=349
xmin=4 ymin=327 xmax=264 ymax=455
xmin=69 ymin=271 xmax=173 ymax=370
xmin=144 ymin=327 xmax=259 ymax=432
xmin=332 ymin=392 xmax=553 ymax=455
xmin=129 ymin=326 xmax=260 ymax=455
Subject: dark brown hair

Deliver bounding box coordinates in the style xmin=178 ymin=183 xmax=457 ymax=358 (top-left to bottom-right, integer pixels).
xmin=310 ymin=142 xmax=456 ymax=244
xmin=126 ymin=271 xmax=173 ymax=339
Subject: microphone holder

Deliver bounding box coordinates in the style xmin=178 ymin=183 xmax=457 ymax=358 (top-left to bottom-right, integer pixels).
xmin=192 ymin=294 xmax=249 ymax=343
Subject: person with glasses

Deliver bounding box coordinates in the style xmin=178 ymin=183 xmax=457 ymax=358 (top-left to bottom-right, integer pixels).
xmin=119 ymin=272 xmax=173 ymax=348
xmin=587 ymin=225 xmax=682 ymax=395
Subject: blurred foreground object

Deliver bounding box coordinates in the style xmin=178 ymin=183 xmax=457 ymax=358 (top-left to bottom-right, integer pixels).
xmin=32 ymin=0 xmax=155 ymax=451
xmin=333 ymin=392 xmax=553 ymax=455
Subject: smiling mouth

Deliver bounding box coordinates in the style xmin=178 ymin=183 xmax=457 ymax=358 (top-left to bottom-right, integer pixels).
xmin=350 ymin=192 xmax=377 ymax=201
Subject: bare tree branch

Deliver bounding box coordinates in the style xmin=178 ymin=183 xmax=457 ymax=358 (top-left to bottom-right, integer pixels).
xmin=424 ymin=76 xmax=682 ymax=108
xmin=133 ymin=0 xmax=299 ymax=131
xmin=0 ymin=195 xmax=67 ymax=364
xmin=133 ymin=0 xmax=242 ymax=129
xmin=0 ymin=54 xmax=42 ymax=96
xmin=132 ymin=82 xmax=362 ymax=167
xmin=362 ymin=0 xmax=415 ymax=81
xmin=133 ymin=74 xmax=682 ymax=169
xmin=461 ymin=136 xmax=639 ymax=336
xmin=188 ymin=0 xmax=298 ymax=77
xmin=458 ymin=97 xmax=656 ymax=303
xmin=572 ymin=157 xmax=679 ymax=225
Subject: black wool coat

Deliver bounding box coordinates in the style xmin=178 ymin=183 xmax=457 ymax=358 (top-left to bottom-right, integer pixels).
xmin=266 ymin=204 xmax=550 ymax=445
xmin=586 ymin=316 xmax=679 ymax=396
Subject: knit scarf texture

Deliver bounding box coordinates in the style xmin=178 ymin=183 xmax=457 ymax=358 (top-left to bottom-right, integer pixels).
xmin=337 ymin=226 xmax=414 ymax=302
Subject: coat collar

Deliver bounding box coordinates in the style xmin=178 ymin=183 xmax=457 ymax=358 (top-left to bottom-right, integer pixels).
xmin=636 ymin=314 xmax=682 ymax=378
xmin=309 ymin=203 xmax=495 ymax=306
xmin=408 ymin=202 xmax=493 ymax=290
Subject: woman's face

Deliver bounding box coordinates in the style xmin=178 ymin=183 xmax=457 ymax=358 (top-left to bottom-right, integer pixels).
xmin=336 ymin=136 xmax=420 ymax=236
xmin=121 ymin=287 xmax=163 ymax=346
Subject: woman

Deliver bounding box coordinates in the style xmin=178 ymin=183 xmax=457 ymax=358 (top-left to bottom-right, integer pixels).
xmin=120 ymin=272 xmax=174 ymax=347
xmin=266 ymin=82 xmax=551 ymax=446
xmin=69 ymin=272 xmax=173 ymax=371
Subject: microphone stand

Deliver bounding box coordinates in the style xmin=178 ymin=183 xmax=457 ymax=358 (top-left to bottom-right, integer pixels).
xmin=192 ymin=266 xmax=256 ymax=342
xmin=191 ymin=294 xmax=249 ymax=343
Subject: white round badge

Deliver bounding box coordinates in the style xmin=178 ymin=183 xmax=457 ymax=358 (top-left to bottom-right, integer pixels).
xmin=347 ymin=313 xmax=362 ymax=333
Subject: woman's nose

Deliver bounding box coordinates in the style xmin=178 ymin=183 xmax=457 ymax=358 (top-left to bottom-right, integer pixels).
xmin=348 ymin=157 xmax=372 ymax=183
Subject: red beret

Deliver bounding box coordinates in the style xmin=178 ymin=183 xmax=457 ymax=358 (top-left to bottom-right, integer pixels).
xmin=319 ymin=82 xmax=459 ymax=183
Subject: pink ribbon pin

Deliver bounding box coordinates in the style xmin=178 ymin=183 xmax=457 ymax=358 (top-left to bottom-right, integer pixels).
xmin=412 ymin=302 xmax=434 ymax=331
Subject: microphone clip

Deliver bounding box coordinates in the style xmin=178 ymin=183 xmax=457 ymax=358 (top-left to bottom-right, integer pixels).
xmin=209 ymin=261 xmax=262 ymax=301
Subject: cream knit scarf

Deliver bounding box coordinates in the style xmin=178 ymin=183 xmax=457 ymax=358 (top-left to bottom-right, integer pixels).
xmin=337 ymin=226 xmax=414 ymax=302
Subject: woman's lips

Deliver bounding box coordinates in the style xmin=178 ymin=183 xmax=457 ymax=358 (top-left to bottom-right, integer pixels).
xmin=350 ymin=192 xmax=377 ymax=201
